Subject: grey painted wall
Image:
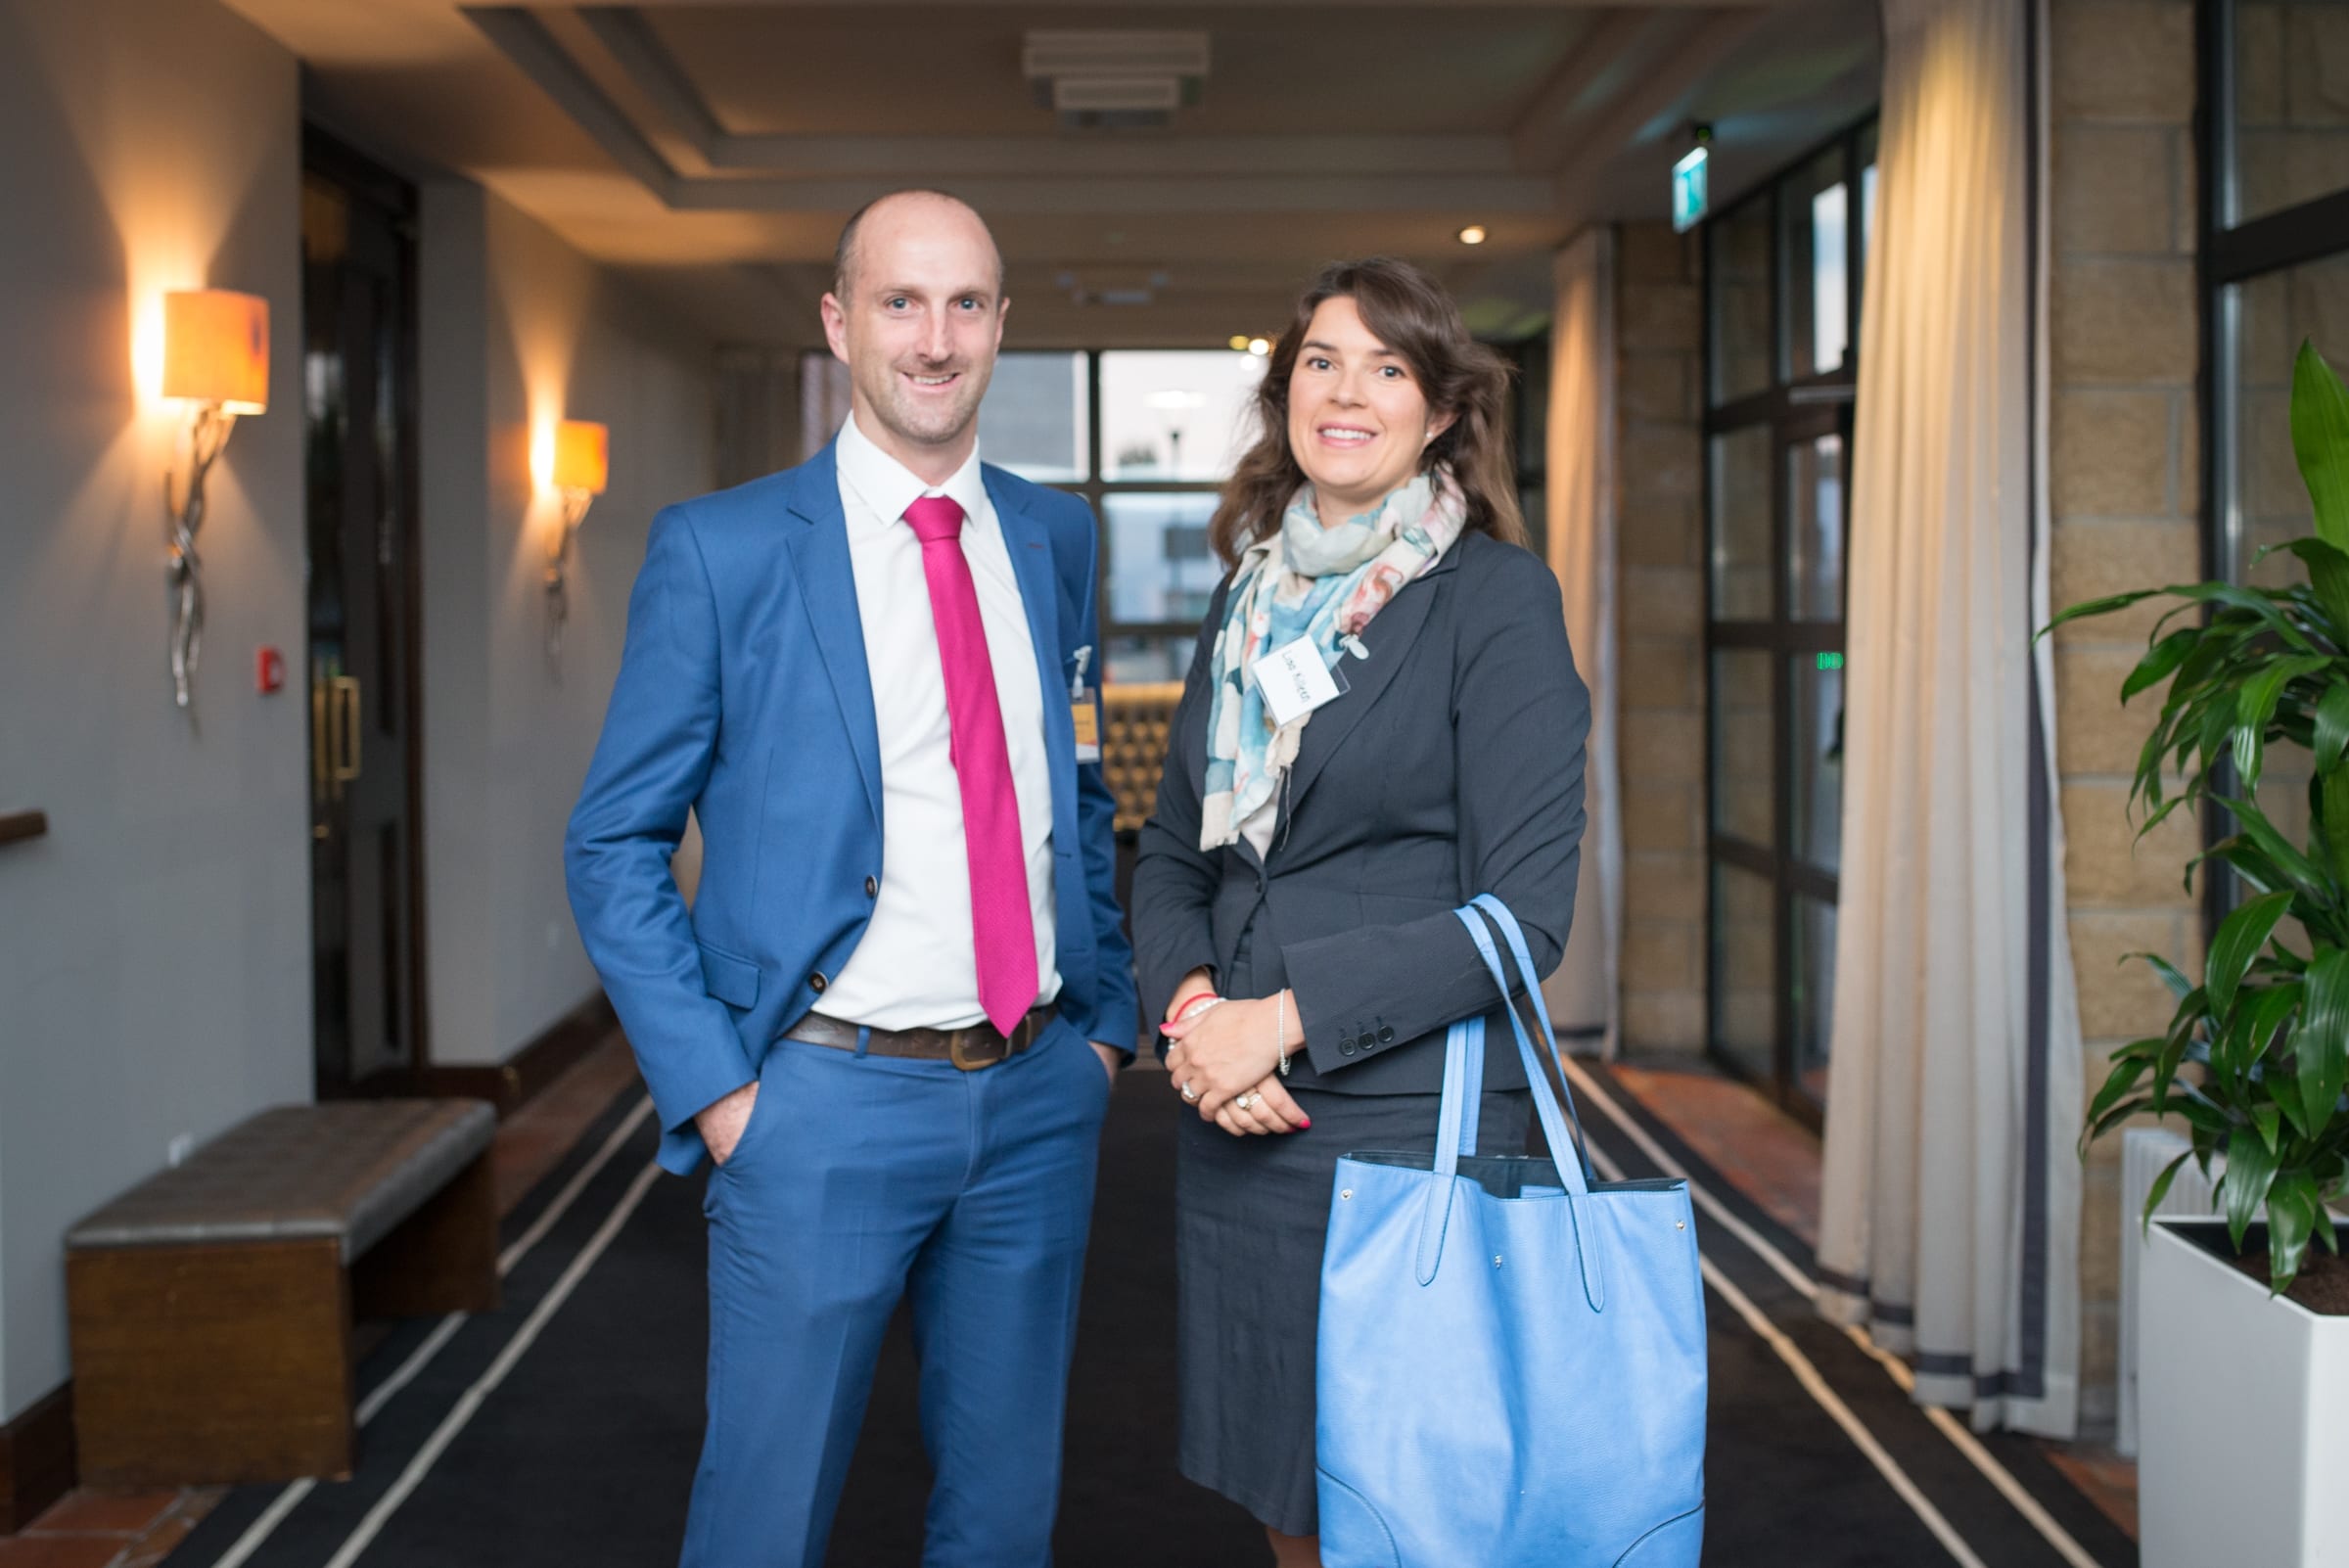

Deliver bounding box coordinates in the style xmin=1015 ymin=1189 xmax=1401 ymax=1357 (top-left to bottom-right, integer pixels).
xmin=0 ymin=0 xmax=713 ymax=1422
xmin=0 ymin=0 xmax=308 ymax=1419
xmin=420 ymin=187 xmax=714 ymax=1066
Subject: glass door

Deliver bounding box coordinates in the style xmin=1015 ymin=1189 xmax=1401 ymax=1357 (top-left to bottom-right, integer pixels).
xmin=1701 ymin=117 xmax=1872 ymax=1126
xmin=302 ymin=128 xmax=425 ymax=1096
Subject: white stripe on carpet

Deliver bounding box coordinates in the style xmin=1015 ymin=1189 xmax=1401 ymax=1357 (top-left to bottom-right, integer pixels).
xmin=321 ymin=1159 xmax=666 ymax=1568
xmin=206 ymin=1094 xmax=655 ymax=1568
xmin=1563 ymin=1058 xmax=2104 ymax=1568
xmin=1580 ymin=1136 xmax=1988 ymax=1568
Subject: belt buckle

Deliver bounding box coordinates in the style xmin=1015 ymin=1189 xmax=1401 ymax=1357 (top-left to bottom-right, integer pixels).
xmin=948 ymin=1027 xmax=1005 ymax=1072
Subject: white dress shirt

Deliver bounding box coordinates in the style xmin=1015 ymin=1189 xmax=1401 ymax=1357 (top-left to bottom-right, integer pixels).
xmin=814 ymin=411 xmax=1062 ymax=1031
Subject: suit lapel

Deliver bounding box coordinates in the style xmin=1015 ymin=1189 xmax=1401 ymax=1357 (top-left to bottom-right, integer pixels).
xmin=783 ymin=443 xmax=884 ymax=831
xmin=985 ymin=467 xmax=1080 ymax=849
xmin=1279 ymin=553 xmax=1456 ymax=825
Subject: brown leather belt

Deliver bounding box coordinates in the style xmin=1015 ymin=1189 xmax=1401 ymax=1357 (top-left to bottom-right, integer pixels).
xmin=782 ymin=1003 xmax=1058 ymax=1072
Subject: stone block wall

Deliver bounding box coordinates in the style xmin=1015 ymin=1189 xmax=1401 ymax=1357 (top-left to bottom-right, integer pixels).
xmin=1614 ymin=221 xmax=1709 ymax=1056
xmin=2233 ymin=0 xmax=2349 ymax=221
xmin=2047 ymin=0 xmax=2205 ymax=1428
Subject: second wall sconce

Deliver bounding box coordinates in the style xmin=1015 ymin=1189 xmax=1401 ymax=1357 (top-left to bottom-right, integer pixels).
xmin=162 ymin=289 xmax=270 ymax=710
xmin=546 ymin=418 xmax=608 ymax=673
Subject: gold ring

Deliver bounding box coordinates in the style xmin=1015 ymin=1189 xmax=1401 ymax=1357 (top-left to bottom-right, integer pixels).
xmin=1236 ymin=1091 xmax=1261 ymax=1112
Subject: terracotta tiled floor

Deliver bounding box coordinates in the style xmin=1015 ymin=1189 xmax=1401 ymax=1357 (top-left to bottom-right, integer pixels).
xmin=0 ymin=1491 xmax=217 ymax=1568
xmin=489 ymin=1034 xmax=649 ymax=1213
xmin=1608 ymin=1061 xmax=1825 ymax=1249
xmin=2041 ymin=1444 xmax=2140 ymax=1540
xmin=7 ymin=1034 xmax=644 ymax=1564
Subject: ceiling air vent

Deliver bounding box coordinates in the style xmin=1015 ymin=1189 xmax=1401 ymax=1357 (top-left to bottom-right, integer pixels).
xmin=1023 ymin=30 xmax=1209 ymax=131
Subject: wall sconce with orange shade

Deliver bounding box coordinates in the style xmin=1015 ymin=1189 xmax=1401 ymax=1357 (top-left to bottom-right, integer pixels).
xmin=161 ymin=289 xmax=269 ymax=709
xmin=545 ymin=418 xmax=608 ymax=672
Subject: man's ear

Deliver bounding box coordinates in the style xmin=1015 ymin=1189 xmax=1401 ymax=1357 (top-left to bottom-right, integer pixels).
xmin=820 ymin=292 xmax=850 ymax=363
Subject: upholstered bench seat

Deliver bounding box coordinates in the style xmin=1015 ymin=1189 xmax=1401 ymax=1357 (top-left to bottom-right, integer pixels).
xmin=69 ymin=1099 xmax=494 ymax=1260
xmin=65 ymin=1099 xmax=501 ymax=1488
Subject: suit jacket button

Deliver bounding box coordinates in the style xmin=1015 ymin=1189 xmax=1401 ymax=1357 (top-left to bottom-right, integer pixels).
xmin=809 ymin=972 xmax=828 ymax=993
xmin=1378 ymin=1026 xmax=1397 ymax=1044
xmin=864 ymin=876 xmax=879 ymax=898
xmin=1338 ymin=1037 xmax=1358 ymax=1056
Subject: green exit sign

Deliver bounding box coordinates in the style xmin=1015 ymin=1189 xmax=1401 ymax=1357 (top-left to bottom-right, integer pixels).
xmin=1672 ymin=146 xmax=1709 ymax=233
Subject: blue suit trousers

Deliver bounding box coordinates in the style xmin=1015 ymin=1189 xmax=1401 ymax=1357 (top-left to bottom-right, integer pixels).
xmin=682 ymin=1018 xmax=1112 ymax=1568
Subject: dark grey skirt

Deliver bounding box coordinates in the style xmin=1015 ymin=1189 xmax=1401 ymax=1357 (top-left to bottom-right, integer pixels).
xmin=1174 ymin=1084 xmax=1532 ymax=1538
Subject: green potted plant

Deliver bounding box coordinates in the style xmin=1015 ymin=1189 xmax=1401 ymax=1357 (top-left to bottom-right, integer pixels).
xmin=2050 ymin=340 xmax=2349 ymax=1568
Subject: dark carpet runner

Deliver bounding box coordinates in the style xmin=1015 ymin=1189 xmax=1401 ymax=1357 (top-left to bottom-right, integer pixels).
xmin=170 ymin=1062 xmax=2136 ymax=1567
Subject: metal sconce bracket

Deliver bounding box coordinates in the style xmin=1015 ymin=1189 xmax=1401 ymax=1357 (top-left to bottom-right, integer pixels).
xmin=164 ymin=404 xmax=238 ymax=710
xmin=545 ymin=486 xmax=594 ymax=678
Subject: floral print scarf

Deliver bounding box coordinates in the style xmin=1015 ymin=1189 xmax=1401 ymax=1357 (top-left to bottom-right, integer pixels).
xmin=1199 ymin=467 xmax=1469 ymax=851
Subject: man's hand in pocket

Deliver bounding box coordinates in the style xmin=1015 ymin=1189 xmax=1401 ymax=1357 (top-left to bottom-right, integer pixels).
xmin=696 ymin=1081 xmax=760 ymax=1166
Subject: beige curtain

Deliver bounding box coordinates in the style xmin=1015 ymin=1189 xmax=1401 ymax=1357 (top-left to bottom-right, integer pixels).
xmin=1544 ymin=229 xmax=1621 ymax=1053
xmin=1818 ymin=0 xmax=2083 ymax=1438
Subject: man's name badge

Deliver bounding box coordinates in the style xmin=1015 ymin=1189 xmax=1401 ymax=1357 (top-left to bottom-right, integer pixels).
xmin=1254 ymin=635 xmax=1349 ymax=728
xmin=1068 ymin=644 xmax=1101 ymax=762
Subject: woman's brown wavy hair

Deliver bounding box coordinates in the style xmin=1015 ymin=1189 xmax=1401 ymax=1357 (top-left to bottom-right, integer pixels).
xmin=1210 ymin=256 xmax=1524 ymax=568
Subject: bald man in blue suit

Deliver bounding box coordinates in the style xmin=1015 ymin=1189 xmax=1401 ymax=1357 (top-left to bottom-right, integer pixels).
xmin=566 ymin=190 xmax=1136 ymax=1568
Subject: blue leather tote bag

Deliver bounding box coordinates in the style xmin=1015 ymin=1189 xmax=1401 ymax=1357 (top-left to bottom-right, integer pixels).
xmin=1316 ymin=896 xmax=1708 ymax=1567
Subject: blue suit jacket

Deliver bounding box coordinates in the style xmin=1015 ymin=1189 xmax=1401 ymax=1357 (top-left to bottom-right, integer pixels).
xmin=565 ymin=441 xmax=1139 ymax=1176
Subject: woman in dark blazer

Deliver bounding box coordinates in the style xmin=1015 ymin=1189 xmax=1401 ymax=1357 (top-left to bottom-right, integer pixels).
xmin=1133 ymin=256 xmax=1590 ymax=1566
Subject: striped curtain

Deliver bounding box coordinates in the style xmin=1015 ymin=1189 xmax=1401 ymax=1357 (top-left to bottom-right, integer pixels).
xmin=1818 ymin=0 xmax=2084 ymax=1438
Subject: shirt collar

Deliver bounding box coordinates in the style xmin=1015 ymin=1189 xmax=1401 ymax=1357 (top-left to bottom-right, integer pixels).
xmin=836 ymin=409 xmax=989 ymax=535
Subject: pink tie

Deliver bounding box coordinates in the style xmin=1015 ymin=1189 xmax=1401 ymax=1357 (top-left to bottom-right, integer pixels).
xmin=903 ymin=494 xmax=1038 ymax=1038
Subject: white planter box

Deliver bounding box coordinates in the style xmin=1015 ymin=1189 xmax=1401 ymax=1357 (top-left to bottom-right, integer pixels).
xmin=2139 ymin=1219 xmax=2349 ymax=1568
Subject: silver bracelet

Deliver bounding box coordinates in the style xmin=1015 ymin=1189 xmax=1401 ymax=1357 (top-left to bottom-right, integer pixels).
xmin=1275 ymin=991 xmax=1291 ymax=1078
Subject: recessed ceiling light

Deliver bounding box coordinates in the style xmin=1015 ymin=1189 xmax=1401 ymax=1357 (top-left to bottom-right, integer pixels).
xmin=1229 ymin=335 xmax=1252 ymax=351
xmin=1457 ymin=224 xmax=1489 ymax=246
xmin=1247 ymin=337 xmax=1270 ymax=357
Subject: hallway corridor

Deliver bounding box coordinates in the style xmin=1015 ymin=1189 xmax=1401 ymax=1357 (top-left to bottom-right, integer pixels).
xmin=124 ymin=1053 xmax=2133 ymax=1568
xmin=7 ymin=0 xmax=2344 ymax=1557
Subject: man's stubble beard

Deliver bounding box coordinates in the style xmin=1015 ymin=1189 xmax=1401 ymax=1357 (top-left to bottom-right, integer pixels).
xmin=859 ymin=356 xmax=992 ymax=452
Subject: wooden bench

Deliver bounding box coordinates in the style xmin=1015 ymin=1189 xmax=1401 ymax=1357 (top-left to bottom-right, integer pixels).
xmin=64 ymin=1098 xmax=499 ymax=1487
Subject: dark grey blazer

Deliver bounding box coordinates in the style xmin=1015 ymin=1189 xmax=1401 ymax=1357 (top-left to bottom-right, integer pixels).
xmin=1131 ymin=529 xmax=1590 ymax=1095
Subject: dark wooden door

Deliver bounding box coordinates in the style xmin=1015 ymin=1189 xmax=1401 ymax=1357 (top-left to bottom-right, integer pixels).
xmin=301 ymin=131 xmax=424 ymax=1096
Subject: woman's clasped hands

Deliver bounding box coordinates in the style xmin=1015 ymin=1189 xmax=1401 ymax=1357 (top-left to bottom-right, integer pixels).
xmin=1161 ymin=991 xmax=1313 ymax=1137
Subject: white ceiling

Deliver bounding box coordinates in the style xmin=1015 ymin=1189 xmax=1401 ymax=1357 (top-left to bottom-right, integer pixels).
xmin=225 ymin=0 xmax=1880 ymax=347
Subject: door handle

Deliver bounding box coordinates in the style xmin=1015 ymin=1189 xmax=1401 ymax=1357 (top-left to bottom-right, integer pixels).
xmin=333 ymin=675 xmax=362 ymax=787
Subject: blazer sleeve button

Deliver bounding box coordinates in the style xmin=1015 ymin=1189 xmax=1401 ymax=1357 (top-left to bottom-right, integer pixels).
xmin=1338 ymin=1037 xmax=1358 ymax=1057
xmin=808 ymin=972 xmax=828 ymax=992
xmin=1378 ymin=1026 xmax=1397 ymax=1044
xmin=864 ymin=876 xmax=879 ymax=898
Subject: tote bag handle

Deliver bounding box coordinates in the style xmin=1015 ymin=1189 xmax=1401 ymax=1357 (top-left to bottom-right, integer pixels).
xmin=1436 ymin=1016 xmax=1488 ymax=1163
xmin=1440 ymin=897 xmax=1597 ymax=1193
xmin=1412 ymin=899 xmax=1608 ymax=1306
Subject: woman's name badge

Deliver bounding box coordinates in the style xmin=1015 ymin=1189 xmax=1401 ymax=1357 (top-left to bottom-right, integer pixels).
xmin=1255 ymin=635 xmax=1349 ymax=727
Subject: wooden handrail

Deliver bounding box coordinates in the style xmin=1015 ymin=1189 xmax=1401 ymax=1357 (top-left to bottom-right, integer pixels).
xmin=0 ymin=810 xmax=48 ymax=847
